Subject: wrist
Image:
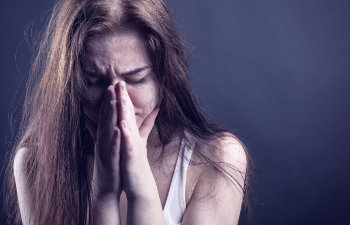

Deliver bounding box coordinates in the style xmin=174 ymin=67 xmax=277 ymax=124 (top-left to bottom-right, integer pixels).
xmin=125 ymin=178 xmax=159 ymax=203
xmin=93 ymin=191 xmax=121 ymax=203
xmin=92 ymin=156 xmax=122 ymax=196
xmin=92 ymin=192 xmax=121 ymax=225
xmin=124 ymin=162 xmax=159 ymax=200
xmin=126 ymin=191 xmax=160 ymax=207
xmin=93 ymin=185 xmax=122 ymax=201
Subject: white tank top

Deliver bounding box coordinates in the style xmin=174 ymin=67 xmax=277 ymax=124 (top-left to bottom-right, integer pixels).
xmin=163 ymin=130 xmax=196 ymax=225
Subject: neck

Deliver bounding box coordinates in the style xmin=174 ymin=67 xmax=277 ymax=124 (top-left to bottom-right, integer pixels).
xmin=147 ymin=126 xmax=163 ymax=160
xmin=147 ymin=126 xmax=162 ymax=148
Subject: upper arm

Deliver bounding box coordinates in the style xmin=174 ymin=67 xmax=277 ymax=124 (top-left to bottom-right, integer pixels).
xmin=13 ymin=147 xmax=35 ymax=225
xmin=182 ymin=134 xmax=247 ymax=225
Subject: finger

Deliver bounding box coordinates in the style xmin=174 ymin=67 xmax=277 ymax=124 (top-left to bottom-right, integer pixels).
xmin=139 ymin=107 xmax=160 ymax=138
xmin=120 ymin=119 xmax=133 ymax=154
xmin=117 ymin=81 xmax=138 ymax=132
xmin=112 ymin=126 xmax=121 ymax=157
xmin=98 ymin=85 xmax=118 ymax=138
xmin=101 ymin=126 xmax=121 ymax=169
xmin=109 ymin=85 xmax=118 ymax=129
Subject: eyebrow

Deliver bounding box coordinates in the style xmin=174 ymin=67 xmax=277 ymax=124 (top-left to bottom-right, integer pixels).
xmin=120 ymin=66 xmax=150 ymax=76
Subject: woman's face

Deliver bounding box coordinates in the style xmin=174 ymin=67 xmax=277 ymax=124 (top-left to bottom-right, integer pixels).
xmin=81 ymin=28 xmax=160 ymax=141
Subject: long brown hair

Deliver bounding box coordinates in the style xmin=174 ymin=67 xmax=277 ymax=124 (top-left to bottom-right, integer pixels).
xmin=4 ymin=0 xmax=253 ymax=224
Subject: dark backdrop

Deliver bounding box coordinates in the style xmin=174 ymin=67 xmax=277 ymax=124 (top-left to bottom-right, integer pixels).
xmin=1 ymin=0 xmax=350 ymax=224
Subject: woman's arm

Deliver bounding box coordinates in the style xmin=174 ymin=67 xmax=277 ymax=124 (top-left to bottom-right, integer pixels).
xmin=125 ymin=166 xmax=164 ymax=225
xmin=14 ymin=147 xmax=123 ymax=225
xmin=120 ymin=132 xmax=246 ymax=225
xmin=181 ymin=136 xmax=247 ymax=225
xmin=91 ymin=84 xmax=123 ymax=225
xmin=14 ymin=85 xmax=124 ymax=225
xmin=91 ymin=151 xmax=121 ymax=225
xmin=116 ymin=81 xmax=164 ymax=225
xmin=117 ymin=80 xmax=247 ymax=225
xmin=91 ymin=193 xmax=121 ymax=225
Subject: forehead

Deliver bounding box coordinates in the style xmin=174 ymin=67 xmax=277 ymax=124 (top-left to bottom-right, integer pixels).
xmin=82 ymin=28 xmax=150 ymax=74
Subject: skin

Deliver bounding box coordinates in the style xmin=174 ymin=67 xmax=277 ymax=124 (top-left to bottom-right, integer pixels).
xmin=82 ymin=28 xmax=160 ymax=143
xmin=13 ymin=27 xmax=247 ymax=225
xmin=82 ymin=28 xmax=164 ymax=224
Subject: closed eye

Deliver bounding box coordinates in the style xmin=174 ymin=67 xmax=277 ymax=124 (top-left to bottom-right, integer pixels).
xmin=125 ymin=76 xmax=148 ymax=86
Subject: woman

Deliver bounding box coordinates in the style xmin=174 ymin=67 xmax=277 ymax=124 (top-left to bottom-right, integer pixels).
xmin=5 ymin=0 xmax=251 ymax=224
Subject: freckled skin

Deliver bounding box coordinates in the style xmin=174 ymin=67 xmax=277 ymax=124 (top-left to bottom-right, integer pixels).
xmin=81 ymin=28 xmax=160 ymax=141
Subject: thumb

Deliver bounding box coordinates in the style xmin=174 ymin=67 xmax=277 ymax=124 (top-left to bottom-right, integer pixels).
xmin=139 ymin=107 xmax=160 ymax=138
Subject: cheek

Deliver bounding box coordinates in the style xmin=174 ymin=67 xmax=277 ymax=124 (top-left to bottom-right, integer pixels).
xmin=128 ymin=85 xmax=159 ymax=124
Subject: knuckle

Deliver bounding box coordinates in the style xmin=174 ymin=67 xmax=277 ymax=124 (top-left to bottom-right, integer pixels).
xmin=109 ymin=100 xmax=117 ymax=106
xmin=121 ymin=98 xmax=126 ymax=106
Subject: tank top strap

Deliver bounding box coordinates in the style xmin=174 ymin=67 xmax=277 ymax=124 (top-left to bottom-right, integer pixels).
xmin=163 ymin=130 xmax=196 ymax=225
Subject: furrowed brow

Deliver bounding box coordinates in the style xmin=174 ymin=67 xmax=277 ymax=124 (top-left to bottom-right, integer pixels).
xmin=120 ymin=66 xmax=150 ymax=76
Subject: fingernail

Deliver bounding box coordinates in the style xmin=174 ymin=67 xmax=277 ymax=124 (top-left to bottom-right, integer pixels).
xmin=120 ymin=81 xmax=125 ymax=90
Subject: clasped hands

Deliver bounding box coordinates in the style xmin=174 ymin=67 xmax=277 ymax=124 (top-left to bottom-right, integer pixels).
xmin=92 ymin=81 xmax=160 ymax=201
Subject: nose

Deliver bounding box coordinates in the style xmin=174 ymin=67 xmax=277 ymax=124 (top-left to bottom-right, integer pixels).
xmin=107 ymin=66 xmax=122 ymax=87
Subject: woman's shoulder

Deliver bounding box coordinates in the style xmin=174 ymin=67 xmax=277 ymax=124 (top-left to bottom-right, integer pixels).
xmin=187 ymin=131 xmax=247 ymax=196
xmin=13 ymin=147 xmax=35 ymax=225
xmin=13 ymin=147 xmax=29 ymax=183
xmin=183 ymin=132 xmax=247 ymax=223
xmin=193 ymin=132 xmax=247 ymax=172
xmin=217 ymin=132 xmax=247 ymax=172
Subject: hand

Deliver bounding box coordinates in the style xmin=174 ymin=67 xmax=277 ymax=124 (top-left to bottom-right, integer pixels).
xmin=117 ymin=81 xmax=160 ymax=199
xmin=92 ymin=84 xmax=122 ymax=198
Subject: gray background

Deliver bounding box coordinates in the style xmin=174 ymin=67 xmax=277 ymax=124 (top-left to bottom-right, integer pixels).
xmin=1 ymin=0 xmax=350 ymax=224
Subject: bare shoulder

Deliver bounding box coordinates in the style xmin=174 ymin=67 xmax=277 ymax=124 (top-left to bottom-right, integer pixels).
xmin=187 ymin=131 xmax=248 ymax=199
xmin=193 ymin=132 xmax=247 ymax=175
xmin=182 ymin=133 xmax=247 ymax=224
xmin=13 ymin=147 xmax=30 ymax=180
xmin=214 ymin=132 xmax=247 ymax=173
xmin=13 ymin=147 xmax=35 ymax=225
